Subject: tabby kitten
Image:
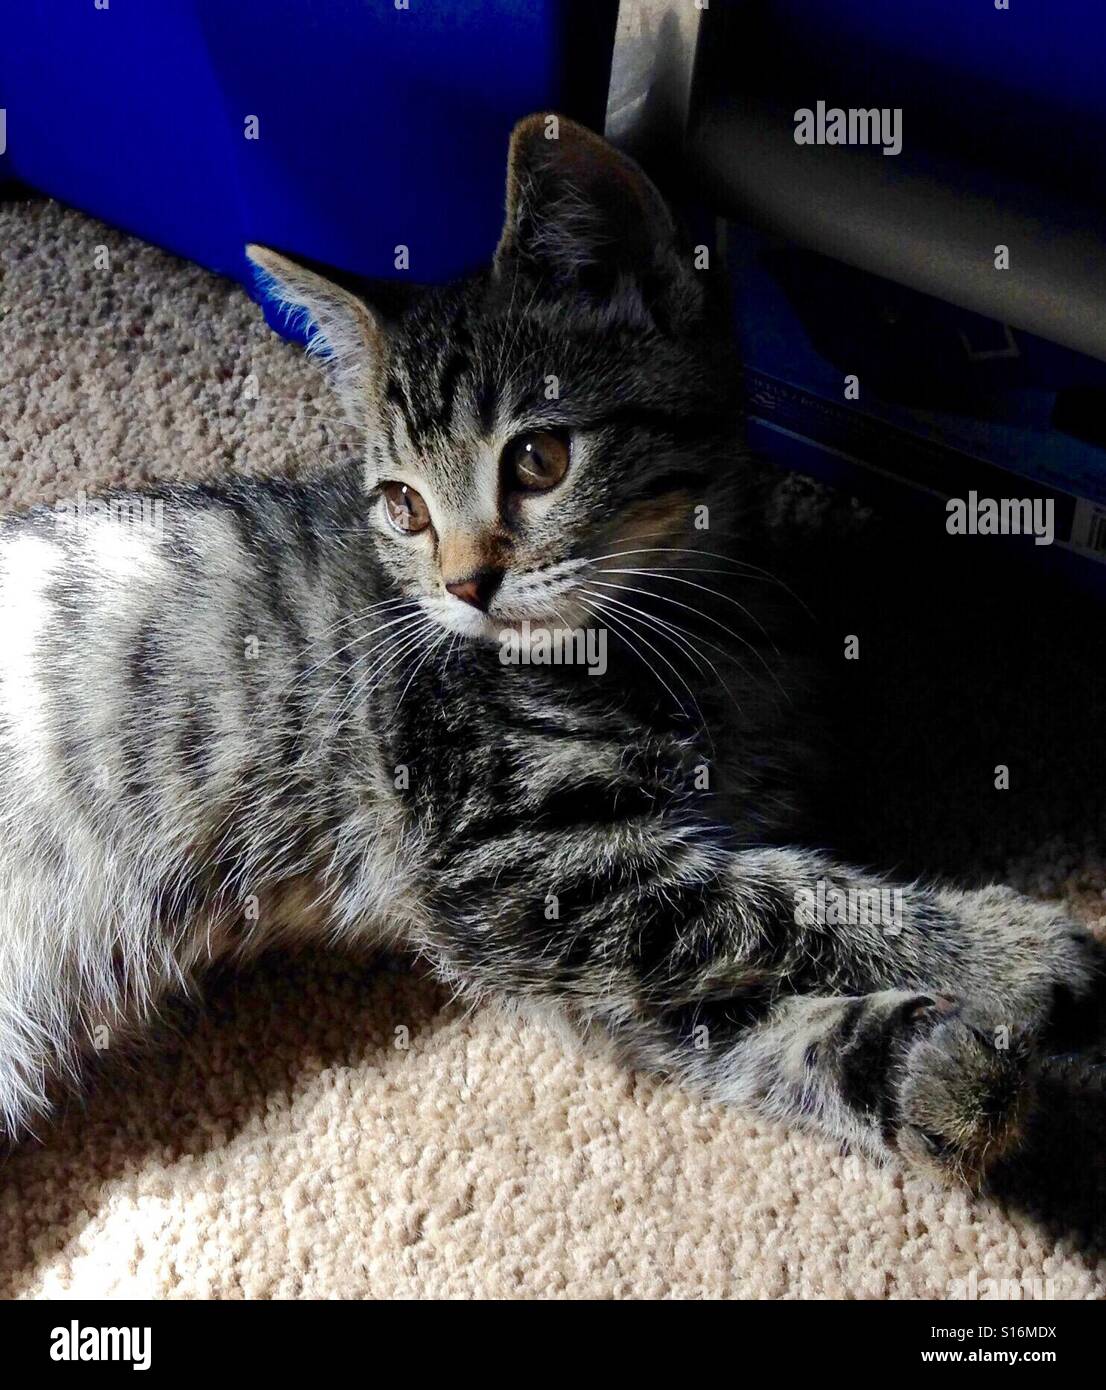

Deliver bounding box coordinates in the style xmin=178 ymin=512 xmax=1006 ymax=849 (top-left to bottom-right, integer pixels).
xmin=0 ymin=115 xmax=1099 ymax=1186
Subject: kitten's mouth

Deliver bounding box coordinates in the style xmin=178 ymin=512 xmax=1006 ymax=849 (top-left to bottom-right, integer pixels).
xmin=420 ymin=595 xmax=591 ymax=644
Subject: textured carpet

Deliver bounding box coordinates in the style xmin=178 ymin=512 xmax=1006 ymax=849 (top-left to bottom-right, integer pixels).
xmin=1 ymin=195 xmax=1104 ymax=1300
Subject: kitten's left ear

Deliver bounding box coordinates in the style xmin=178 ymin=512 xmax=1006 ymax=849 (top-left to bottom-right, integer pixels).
xmin=245 ymin=245 xmax=386 ymax=422
xmin=494 ymin=113 xmax=705 ymax=332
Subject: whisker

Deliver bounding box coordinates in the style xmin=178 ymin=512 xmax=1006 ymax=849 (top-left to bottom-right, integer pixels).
xmin=577 ymin=594 xmax=710 ymax=742
xmin=297 ymin=595 xmax=416 ymax=656
xmin=593 ymin=566 xmax=784 ymax=660
xmin=590 ymin=547 xmax=785 ymax=590
xmin=361 ymin=619 xmax=439 ymax=697
xmin=581 ymin=584 xmax=748 ymax=719
xmin=578 ymin=583 xmax=744 ymax=681
xmin=320 ymin=617 xmax=436 ymax=740
xmin=583 ymin=586 xmax=708 ymax=676
xmin=395 ymin=627 xmax=450 ymax=712
xmin=310 ymin=612 xmax=429 ymax=727
xmin=295 ymin=601 xmax=422 ymax=695
xmin=592 ymin=538 xmax=812 ymax=615
xmin=577 ymin=594 xmax=686 ymax=717
xmin=587 ymin=576 xmax=787 ymax=701
xmin=591 ymin=544 xmax=747 ymax=566
xmin=443 ymin=631 xmax=462 ymax=678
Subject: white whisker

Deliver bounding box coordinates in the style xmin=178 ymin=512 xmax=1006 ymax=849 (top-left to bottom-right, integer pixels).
xmin=581 ymin=584 xmax=747 ymax=720
xmin=577 ymin=594 xmax=709 ymax=741
xmin=395 ymin=627 xmax=450 ymax=712
xmin=588 ymin=574 xmax=786 ymax=699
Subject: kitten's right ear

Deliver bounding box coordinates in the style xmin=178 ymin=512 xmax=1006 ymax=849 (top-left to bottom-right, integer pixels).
xmin=245 ymin=245 xmax=386 ymax=422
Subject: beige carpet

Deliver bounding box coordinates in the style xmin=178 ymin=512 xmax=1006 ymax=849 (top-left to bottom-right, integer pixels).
xmin=1 ymin=195 xmax=1104 ymax=1300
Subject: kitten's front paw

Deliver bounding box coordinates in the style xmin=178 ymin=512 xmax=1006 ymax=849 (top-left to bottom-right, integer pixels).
xmin=892 ymin=999 xmax=1035 ymax=1190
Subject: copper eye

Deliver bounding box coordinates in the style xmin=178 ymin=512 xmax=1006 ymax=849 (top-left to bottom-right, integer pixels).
xmin=502 ymin=430 xmax=570 ymax=493
xmin=381 ymin=481 xmax=431 ymax=535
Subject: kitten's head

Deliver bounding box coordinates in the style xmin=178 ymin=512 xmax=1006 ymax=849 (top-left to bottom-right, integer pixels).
xmin=248 ymin=114 xmax=738 ymax=644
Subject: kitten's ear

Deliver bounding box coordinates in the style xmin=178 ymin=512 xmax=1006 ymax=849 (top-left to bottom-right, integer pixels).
xmin=245 ymin=245 xmax=386 ymax=421
xmin=494 ymin=113 xmax=704 ymax=331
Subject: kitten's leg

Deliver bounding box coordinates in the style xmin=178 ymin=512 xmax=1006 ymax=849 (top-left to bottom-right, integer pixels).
xmin=417 ymin=840 xmax=1100 ymax=1186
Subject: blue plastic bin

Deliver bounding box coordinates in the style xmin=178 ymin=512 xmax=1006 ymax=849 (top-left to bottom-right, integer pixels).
xmin=0 ymin=0 xmax=617 ymax=331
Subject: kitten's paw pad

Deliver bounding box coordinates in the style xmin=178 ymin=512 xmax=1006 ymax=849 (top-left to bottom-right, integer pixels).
xmin=893 ymin=1008 xmax=1034 ymax=1190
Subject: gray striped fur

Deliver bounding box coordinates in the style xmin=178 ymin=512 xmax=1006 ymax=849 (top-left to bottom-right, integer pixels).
xmin=0 ymin=115 xmax=1100 ymax=1186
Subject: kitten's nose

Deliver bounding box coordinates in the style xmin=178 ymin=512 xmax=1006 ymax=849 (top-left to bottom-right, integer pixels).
xmin=445 ymin=567 xmax=504 ymax=612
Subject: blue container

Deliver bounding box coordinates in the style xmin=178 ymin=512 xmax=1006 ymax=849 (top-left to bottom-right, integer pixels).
xmin=0 ymin=0 xmax=617 ymax=331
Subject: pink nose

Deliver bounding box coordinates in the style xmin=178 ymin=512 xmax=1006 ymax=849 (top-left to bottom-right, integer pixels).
xmin=445 ymin=568 xmax=503 ymax=612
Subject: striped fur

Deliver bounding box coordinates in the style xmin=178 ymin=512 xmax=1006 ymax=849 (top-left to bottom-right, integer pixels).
xmin=0 ymin=116 xmax=1100 ymax=1186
